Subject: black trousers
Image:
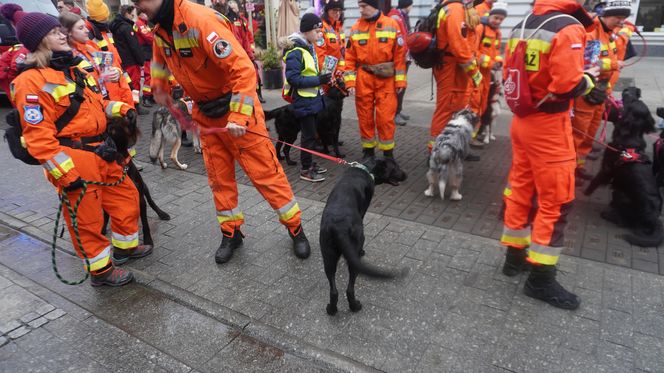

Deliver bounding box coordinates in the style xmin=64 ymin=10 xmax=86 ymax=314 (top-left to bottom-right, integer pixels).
xmin=396 ymin=61 xmax=411 ymax=115
xmin=299 ymin=114 xmax=316 ymax=170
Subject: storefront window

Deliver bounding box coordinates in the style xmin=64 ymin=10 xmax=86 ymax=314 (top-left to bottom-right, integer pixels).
xmin=636 ymin=0 xmax=664 ymax=32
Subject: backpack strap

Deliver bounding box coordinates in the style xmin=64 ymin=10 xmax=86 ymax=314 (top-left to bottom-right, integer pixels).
xmin=54 ymin=69 xmax=87 ymax=133
xmin=521 ymin=13 xmax=580 ymax=41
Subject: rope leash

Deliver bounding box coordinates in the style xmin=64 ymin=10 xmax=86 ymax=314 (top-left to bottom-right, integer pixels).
xmin=51 ymin=166 xmax=128 ymax=285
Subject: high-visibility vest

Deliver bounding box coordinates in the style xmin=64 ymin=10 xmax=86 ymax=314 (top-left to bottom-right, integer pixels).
xmin=282 ymin=46 xmax=320 ymax=98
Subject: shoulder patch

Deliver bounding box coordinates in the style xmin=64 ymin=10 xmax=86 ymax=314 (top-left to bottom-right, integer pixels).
xmin=206 ymin=31 xmax=220 ymax=44
xmin=213 ymin=39 xmax=233 ymax=59
xmin=397 ymin=36 xmax=404 ymax=46
xmin=23 ymin=105 xmax=43 ymax=125
xmin=26 ymin=94 xmax=39 ymax=103
xmin=316 ymin=38 xmax=325 ymax=47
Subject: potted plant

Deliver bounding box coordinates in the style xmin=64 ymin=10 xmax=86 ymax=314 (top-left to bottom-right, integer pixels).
xmin=259 ymin=45 xmax=283 ymax=90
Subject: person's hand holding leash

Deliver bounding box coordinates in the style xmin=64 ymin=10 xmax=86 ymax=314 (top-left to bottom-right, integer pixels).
xmin=226 ymin=122 xmax=246 ymax=137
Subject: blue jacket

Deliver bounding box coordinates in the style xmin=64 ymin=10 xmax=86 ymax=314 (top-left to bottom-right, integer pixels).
xmin=283 ymin=34 xmax=324 ymax=118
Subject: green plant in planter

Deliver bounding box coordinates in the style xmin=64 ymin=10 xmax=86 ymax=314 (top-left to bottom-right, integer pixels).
xmin=260 ymin=46 xmax=281 ymax=71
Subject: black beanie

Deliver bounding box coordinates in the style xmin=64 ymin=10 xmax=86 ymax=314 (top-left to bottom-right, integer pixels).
xmin=358 ymin=0 xmax=380 ymax=10
xmin=324 ymin=0 xmax=344 ymax=12
xmin=397 ymin=0 xmax=413 ymax=9
xmin=602 ymin=0 xmax=631 ymax=17
xmin=300 ymin=13 xmax=322 ymax=32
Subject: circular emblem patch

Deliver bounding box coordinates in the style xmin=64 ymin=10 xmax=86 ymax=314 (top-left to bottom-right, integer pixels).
xmin=316 ymin=38 xmax=325 ymax=47
xmin=23 ymin=105 xmax=43 ymax=125
xmin=397 ymin=36 xmax=404 ymax=46
xmin=213 ymin=39 xmax=233 ymax=59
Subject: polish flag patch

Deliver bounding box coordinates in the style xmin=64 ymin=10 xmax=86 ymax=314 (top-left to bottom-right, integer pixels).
xmin=206 ymin=31 xmax=220 ymax=45
xmin=571 ymin=43 xmax=583 ymax=50
xmin=26 ymin=94 xmax=39 ymax=103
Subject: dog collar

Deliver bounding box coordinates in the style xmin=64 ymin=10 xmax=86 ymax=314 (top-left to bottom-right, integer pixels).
xmin=349 ymin=161 xmax=374 ymax=181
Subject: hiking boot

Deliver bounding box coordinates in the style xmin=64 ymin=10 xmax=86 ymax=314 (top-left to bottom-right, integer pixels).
xmin=502 ymin=246 xmax=530 ymax=277
xmin=181 ymin=131 xmax=193 ymax=147
xmin=362 ymin=147 xmax=375 ymax=162
xmin=288 ymin=225 xmax=311 ymax=259
xmin=575 ymin=168 xmax=593 ymax=181
xmin=524 ymin=264 xmax=580 ymax=310
xmin=394 ymin=114 xmax=407 ymax=126
xmin=312 ymin=162 xmax=327 ymax=174
xmin=215 ymin=229 xmax=244 ymax=264
xmin=465 ymin=153 xmax=481 ymax=161
xmin=383 ymin=149 xmax=394 ymax=158
xmin=300 ymin=168 xmax=325 ymax=182
xmin=90 ymin=265 xmax=134 ymax=287
xmin=135 ymin=103 xmax=150 ymax=115
xmin=112 ymin=245 xmax=154 ymax=265
xmin=469 ymin=139 xmax=485 ymax=149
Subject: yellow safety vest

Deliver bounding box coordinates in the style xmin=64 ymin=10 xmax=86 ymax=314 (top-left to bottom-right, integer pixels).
xmin=282 ymin=46 xmax=320 ymax=98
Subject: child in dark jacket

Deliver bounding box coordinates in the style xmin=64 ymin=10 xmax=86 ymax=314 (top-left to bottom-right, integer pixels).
xmin=283 ymin=13 xmax=332 ymax=182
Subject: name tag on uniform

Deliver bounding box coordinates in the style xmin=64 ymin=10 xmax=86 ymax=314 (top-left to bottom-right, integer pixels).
xmin=359 ymin=40 xmax=367 ymax=46
xmin=329 ymin=38 xmax=336 ymax=43
xmin=601 ymin=50 xmax=609 ymax=57
xmin=179 ymin=48 xmax=193 ymax=58
xmin=378 ymin=37 xmax=387 ymax=43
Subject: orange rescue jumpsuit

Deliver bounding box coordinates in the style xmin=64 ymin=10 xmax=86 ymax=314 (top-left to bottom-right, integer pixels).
xmin=430 ymin=1 xmax=481 ymax=149
xmin=12 ymin=65 xmax=137 ymax=273
xmin=572 ymin=17 xmax=619 ymax=170
xmin=470 ymin=22 xmax=502 ymax=117
xmin=501 ymin=0 xmax=595 ymax=266
xmin=474 ymin=1 xmax=492 ymax=17
xmin=344 ymin=12 xmax=407 ymax=152
xmin=315 ymin=18 xmax=346 ymax=71
xmin=150 ymin=0 xmax=301 ymax=235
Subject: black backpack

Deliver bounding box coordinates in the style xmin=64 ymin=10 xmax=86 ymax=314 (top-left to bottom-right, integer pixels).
xmin=410 ymin=1 xmax=461 ymax=69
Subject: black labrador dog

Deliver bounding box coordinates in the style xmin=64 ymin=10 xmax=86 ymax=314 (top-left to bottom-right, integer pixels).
xmin=319 ymin=158 xmax=408 ymax=315
xmin=101 ymin=117 xmax=171 ymax=247
xmin=265 ymin=83 xmax=347 ymax=165
xmin=584 ymin=94 xmax=662 ymax=247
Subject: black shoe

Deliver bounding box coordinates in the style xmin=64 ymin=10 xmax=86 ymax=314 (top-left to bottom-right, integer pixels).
xmin=135 ymin=104 xmax=150 ymax=115
xmin=288 ymin=225 xmax=311 ymax=259
xmin=181 ymin=131 xmax=193 ymax=147
xmin=112 ymin=245 xmax=154 ymax=265
xmin=362 ymin=148 xmax=375 ymax=162
xmin=465 ymin=153 xmax=481 ymax=161
xmin=524 ymin=264 xmax=580 ymax=310
xmin=215 ymin=230 xmax=244 ymax=264
xmin=141 ymin=97 xmax=154 ymax=108
xmin=90 ymin=265 xmax=134 ymax=287
xmin=502 ymin=246 xmax=530 ymax=277
xmin=575 ymin=168 xmax=593 ymax=181
xmin=383 ymin=149 xmax=394 ymax=158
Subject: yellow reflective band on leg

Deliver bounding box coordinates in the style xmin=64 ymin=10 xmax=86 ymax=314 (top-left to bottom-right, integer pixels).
xmin=216 ymin=210 xmax=244 ymax=224
xmin=111 ymin=232 xmax=139 ymax=249
xmin=527 ymin=243 xmax=562 ymax=265
xmin=500 ymin=226 xmax=531 ymax=248
xmin=361 ymin=138 xmax=377 ymax=149
xmin=503 ymin=187 xmax=512 ymax=197
xmin=378 ymin=140 xmax=395 ymax=151
xmin=276 ymin=200 xmax=300 ymax=222
xmin=86 ymin=246 xmax=112 ymax=272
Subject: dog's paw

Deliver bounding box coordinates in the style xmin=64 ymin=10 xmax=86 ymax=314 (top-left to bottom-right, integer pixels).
xmin=490 ymin=135 xmax=496 ymax=141
xmin=158 ymin=212 xmax=171 ymax=221
xmin=450 ymin=191 xmax=463 ymax=201
xmin=160 ymin=162 xmax=168 ymax=169
xmin=326 ymin=304 xmax=338 ymax=316
xmin=424 ymin=189 xmax=434 ymax=197
xmin=483 ymin=137 xmax=490 ymax=144
xmin=349 ymin=300 xmax=362 ymax=313
xmin=177 ymin=163 xmax=188 ymax=170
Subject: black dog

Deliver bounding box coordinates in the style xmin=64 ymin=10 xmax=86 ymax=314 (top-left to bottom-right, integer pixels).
xmin=265 ymin=84 xmax=346 ymax=165
xmin=584 ymin=94 xmax=662 ymax=247
xmin=319 ymin=158 xmax=407 ymax=315
xmin=101 ymin=117 xmax=171 ymax=247
xmin=651 ymin=107 xmax=664 ymax=188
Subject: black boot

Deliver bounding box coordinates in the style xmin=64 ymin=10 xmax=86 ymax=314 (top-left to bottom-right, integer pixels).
xmin=524 ymin=264 xmax=580 ymax=310
xmin=257 ymin=86 xmax=266 ymax=104
xmin=502 ymin=246 xmax=529 ymax=277
xmin=215 ymin=229 xmax=244 ymax=264
xmin=383 ymin=149 xmax=394 ymax=158
xmin=362 ymin=147 xmax=375 ymax=162
xmin=288 ymin=225 xmax=311 ymax=259
xmin=181 ymin=131 xmax=193 ymax=147
xmin=135 ymin=103 xmax=150 ymax=115
xmin=141 ymin=96 xmax=154 ymax=108
xmin=90 ymin=264 xmax=134 ymax=287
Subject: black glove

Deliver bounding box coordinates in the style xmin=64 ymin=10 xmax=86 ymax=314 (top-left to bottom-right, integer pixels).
xmin=94 ymin=136 xmax=121 ymax=163
xmin=64 ymin=178 xmax=85 ymax=192
xmin=125 ymin=109 xmax=137 ymax=129
xmin=584 ymin=85 xmax=608 ymax=105
xmin=197 ymin=93 xmax=232 ymax=118
xmin=319 ymin=73 xmax=332 ymax=85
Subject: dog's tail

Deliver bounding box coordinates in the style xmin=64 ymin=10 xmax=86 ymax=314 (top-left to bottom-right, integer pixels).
xmin=337 ymin=227 xmax=408 ymax=279
xmin=624 ymin=221 xmax=664 ymax=247
xmin=149 ymin=110 xmax=165 ymax=163
xmin=264 ymin=105 xmax=289 ymax=121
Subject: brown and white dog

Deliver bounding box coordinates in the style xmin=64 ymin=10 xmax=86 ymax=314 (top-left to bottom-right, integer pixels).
xmin=149 ymin=96 xmax=201 ymax=170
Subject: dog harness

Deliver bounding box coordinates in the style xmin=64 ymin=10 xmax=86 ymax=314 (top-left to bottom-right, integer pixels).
xmin=618 ymin=148 xmax=646 ymax=165
xmin=350 ymin=162 xmax=375 ymax=182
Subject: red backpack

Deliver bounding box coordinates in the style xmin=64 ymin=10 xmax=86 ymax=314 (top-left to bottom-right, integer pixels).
xmin=504 ymin=14 xmax=578 ymax=117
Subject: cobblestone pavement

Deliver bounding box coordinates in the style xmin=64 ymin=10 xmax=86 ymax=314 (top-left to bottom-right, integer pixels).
xmin=1 ymin=60 xmax=664 ymax=372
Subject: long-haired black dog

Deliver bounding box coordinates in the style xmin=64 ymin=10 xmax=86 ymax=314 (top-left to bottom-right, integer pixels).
xmin=320 ymin=158 xmax=408 ymax=315
xmin=584 ymin=92 xmax=662 ymax=247
xmin=265 ymin=83 xmax=347 ymax=165
xmin=101 ymin=117 xmax=171 ymax=247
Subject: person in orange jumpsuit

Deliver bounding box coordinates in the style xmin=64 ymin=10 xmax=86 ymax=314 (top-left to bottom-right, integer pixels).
xmin=136 ymin=11 xmax=156 ymax=106
xmin=344 ymin=0 xmax=407 ymax=161
xmin=10 ymin=9 xmax=150 ymax=286
xmin=429 ymin=0 xmax=482 ymax=153
xmin=0 ymin=4 xmax=28 ymax=107
xmin=226 ymin=0 xmax=264 ymax=103
xmin=500 ymin=0 xmax=599 ymax=310
xmin=133 ymin=0 xmax=311 ymax=264
xmin=315 ymin=0 xmax=346 ymax=73
xmin=571 ymin=1 xmax=630 ymax=181
xmin=474 ymin=0 xmax=494 ymax=17
xmin=469 ymin=3 xmax=506 ymax=124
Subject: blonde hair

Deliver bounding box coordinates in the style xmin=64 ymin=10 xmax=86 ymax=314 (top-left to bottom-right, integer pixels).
xmin=24 ymin=46 xmax=53 ymax=69
xmin=59 ymin=11 xmax=83 ymax=32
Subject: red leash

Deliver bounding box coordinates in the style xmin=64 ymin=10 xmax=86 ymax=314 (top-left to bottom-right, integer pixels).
xmin=167 ymin=103 xmax=349 ymax=165
xmin=571 ymin=126 xmax=632 ymax=159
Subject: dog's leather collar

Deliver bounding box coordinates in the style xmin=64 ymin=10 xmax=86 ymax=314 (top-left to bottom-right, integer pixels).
xmin=350 ymin=162 xmax=374 ymax=182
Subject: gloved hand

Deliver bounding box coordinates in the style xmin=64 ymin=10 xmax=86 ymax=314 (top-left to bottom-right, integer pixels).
xmin=319 ymin=73 xmax=332 ymax=85
xmin=471 ymin=71 xmax=483 ymax=87
xmin=584 ymin=86 xmax=608 ymax=105
xmin=197 ymin=93 xmax=232 ymax=118
xmin=64 ymin=178 xmax=85 ymax=192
